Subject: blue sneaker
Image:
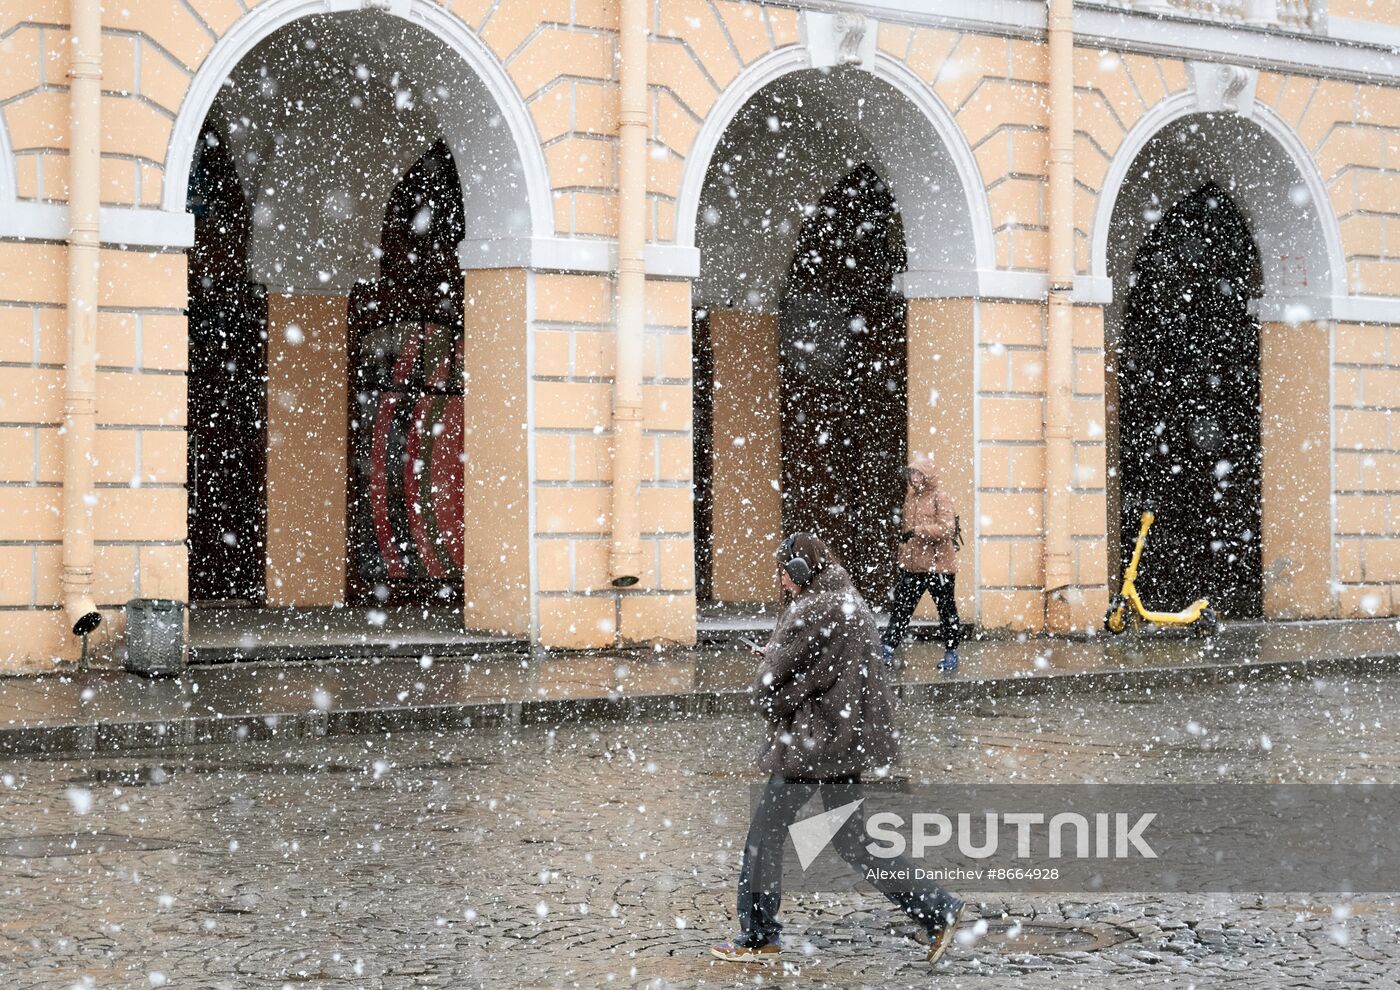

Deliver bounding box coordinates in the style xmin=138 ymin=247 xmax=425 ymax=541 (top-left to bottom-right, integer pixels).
xmin=939 ymin=649 xmax=959 ymax=673
xmin=881 ymin=644 xmax=895 ymax=667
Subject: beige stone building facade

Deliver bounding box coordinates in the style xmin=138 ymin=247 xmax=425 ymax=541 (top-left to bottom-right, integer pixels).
xmin=2 ymin=0 xmax=1399 ymax=670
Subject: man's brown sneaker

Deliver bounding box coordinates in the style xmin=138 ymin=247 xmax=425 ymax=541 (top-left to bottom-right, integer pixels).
xmin=924 ymin=903 xmax=966 ymax=966
xmin=710 ymin=940 xmax=781 ymax=964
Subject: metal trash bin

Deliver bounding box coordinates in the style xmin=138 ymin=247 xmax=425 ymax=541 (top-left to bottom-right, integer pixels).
xmin=124 ymin=598 xmax=186 ymax=677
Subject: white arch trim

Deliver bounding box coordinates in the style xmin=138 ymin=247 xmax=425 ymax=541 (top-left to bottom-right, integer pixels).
xmin=0 ymin=112 xmax=44 ymax=239
xmin=673 ymin=47 xmax=997 ymax=280
xmin=876 ymin=53 xmax=997 ymax=279
xmin=1090 ymin=91 xmax=1349 ymax=308
xmin=160 ymin=0 xmax=552 ymax=241
xmin=0 ymin=108 xmax=194 ymax=244
xmin=0 ymin=112 xmax=15 ymax=210
xmin=674 ymin=46 xmax=805 ymax=255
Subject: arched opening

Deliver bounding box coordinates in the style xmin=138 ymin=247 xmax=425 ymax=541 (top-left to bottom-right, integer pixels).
xmin=1102 ymin=110 xmax=1339 ymax=620
xmin=779 ymin=165 xmax=908 ymax=602
xmin=182 ymin=9 xmax=531 ymax=651
xmin=1117 ymin=183 xmax=1264 ymax=618
xmin=690 ymin=67 xmax=979 ymax=615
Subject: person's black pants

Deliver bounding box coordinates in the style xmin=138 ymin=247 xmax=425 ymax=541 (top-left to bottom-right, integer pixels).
xmin=735 ymin=773 xmax=962 ymax=946
xmin=882 ymin=570 xmax=960 ymax=651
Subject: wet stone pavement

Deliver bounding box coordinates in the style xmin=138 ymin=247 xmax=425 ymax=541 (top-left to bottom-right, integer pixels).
xmin=1 ymin=674 xmax=1399 ymax=988
xmin=4 ymin=619 xmax=1398 ymax=757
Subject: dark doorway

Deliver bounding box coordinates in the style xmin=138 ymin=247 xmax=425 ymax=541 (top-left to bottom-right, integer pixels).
xmin=1117 ymin=182 xmax=1264 ymax=618
xmin=346 ymin=141 xmax=467 ymax=605
xmin=779 ymin=165 xmax=908 ymax=603
xmin=186 ymin=125 xmax=268 ymax=603
xmin=691 ymin=309 xmax=716 ymax=602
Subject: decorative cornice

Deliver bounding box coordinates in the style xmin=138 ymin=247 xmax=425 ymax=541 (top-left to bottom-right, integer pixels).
xmin=774 ymin=0 xmax=1400 ymax=84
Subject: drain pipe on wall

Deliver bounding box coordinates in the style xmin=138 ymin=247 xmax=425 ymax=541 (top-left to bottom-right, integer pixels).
xmin=61 ymin=0 xmax=103 ymax=641
xmin=609 ymin=0 xmax=647 ymax=590
xmin=1043 ymin=0 xmax=1076 ymax=632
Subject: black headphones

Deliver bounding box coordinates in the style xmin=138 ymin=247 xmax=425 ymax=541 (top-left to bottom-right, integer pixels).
xmin=778 ymin=534 xmax=813 ymax=587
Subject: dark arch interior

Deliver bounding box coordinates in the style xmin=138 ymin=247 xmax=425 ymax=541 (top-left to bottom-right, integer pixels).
xmin=779 ymin=164 xmax=908 ymax=603
xmin=186 ymin=125 xmax=268 ymax=604
xmin=370 ymin=139 xmax=467 ymax=323
xmin=1117 ymin=182 xmax=1264 ymax=619
xmin=186 ymin=124 xmax=468 ymax=609
xmin=347 ymin=140 xmax=467 ymax=606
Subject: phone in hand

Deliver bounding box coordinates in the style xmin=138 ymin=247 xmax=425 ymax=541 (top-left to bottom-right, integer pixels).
xmin=740 ymin=637 xmax=765 ymax=656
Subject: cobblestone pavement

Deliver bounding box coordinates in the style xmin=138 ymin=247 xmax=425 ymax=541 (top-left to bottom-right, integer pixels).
xmin=1 ymin=673 xmax=1399 ymax=988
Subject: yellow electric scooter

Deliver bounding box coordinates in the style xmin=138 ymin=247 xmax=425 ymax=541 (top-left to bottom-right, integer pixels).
xmin=1103 ymin=511 xmax=1218 ymax=637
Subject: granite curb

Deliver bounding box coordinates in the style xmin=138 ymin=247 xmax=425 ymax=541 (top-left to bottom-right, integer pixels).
xmin=2 ymin=648 xmax=1397 ymax=758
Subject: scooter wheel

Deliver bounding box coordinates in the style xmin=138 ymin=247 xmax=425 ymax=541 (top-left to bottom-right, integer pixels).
xmin=1103 ymin=596 xmax=1128 ymax=635
xmin=1192 ymin=607 xmax=1219 ymax=639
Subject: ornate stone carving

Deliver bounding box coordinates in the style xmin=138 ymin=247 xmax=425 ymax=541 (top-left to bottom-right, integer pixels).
xmin=1188 ymin=61 xmax=1260 ymax=118
xmin=834 ymin=13 xmax=868 ymax=66
xmin=800 ymin=11 xmax=878 ymax=72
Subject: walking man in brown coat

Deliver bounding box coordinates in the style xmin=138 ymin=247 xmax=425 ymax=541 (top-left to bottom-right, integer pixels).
xmin=882 ymin=454 xmax=962 ymax=672
xmin=711 ymin=532 xmax=964 ymax=966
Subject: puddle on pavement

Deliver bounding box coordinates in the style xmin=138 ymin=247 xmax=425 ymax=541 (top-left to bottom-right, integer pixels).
xmin=0 ymin=832 xmax=180 ymax=857
xmin=973 ymin=918 xmax=1133 ymax=953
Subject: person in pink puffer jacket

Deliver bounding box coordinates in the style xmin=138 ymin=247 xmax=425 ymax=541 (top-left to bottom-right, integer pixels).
xmin=882 ymin=454 xmax=962 ymax=672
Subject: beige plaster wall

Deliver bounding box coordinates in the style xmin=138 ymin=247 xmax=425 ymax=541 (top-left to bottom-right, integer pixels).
xmin=264 ymin=293 xmax=348 ymax=607
xmin=532 ymin=272 xmax=697 ymax=648
xmin=1260 ymin=320 xmax=1335 ymax=619
xmin=0 ymin=242 xmax=188 ymax=671
xmin=907 ymin=297 xmax=977 ymax=619
xmin=975 ymin=300 xmax=1048 ymax=631
xmin=707 ymin=309 xmax=782 ymax=603
xmin=1334 ymin=320 xmax=1400 ymax=616
xmin=1329 ymin=0 xmax=1400 ymax=28
xmin=461 ymin=268 xmax=531 ymax=637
